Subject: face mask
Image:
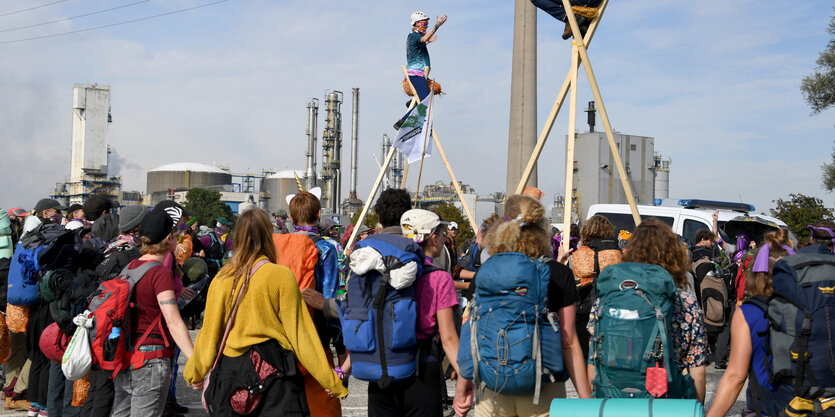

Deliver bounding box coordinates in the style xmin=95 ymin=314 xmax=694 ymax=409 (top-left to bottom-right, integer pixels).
xmin=414 ymin=20 xmax=428 ymax=33
xmin=215 ymin=225 xmax=229 ymax=236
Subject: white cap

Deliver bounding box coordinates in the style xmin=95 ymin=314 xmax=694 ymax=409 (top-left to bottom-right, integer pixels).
xmin=400 ymin=209 xmax=447 ymax=243
xmin=449 ymin=221 xmax=459 ymax=230
xmin=410 ymin=11 xmax=429 ymax=26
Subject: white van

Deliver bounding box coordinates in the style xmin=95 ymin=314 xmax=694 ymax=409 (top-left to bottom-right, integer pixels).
xmin=586 ymin=199 xmax=790 ymax=248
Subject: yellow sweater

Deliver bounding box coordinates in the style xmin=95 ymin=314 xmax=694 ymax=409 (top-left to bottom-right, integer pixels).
xmin=183 ymin=258 xmax=348 ymax=398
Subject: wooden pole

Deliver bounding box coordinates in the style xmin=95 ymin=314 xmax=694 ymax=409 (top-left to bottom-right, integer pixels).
xmin=346 ymin=146 xmax=398 ymax=250
xmin=561 ymin=44 xmax=580 ymax=252
xmin=513 ymin=0 xmax=609 ymax=195
xmin=400 ymin=162 xmax=410 ymax=189
xmin=563 ymin=0 xmax=641 ymax=226
xmin=431 ymin=129 xmax=479 ymax=234
xmin=414 ymin=89 xmax=437 ymax=208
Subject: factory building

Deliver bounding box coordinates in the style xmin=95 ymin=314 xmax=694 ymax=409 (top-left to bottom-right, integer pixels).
xmin=146 ymin=162 xmax=232 ymax=205
xmin=51 ymin=84 xmax=123 ymax=207
xmin=262 ymin=170 xmax=306 ymax=214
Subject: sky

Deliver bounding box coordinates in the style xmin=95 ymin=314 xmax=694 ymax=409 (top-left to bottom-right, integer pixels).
xmin=0 ymin=0 xmax=833 ymax=217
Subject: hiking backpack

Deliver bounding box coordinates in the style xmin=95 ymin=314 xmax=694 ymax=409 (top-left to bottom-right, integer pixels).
xmin=457 ymin=252 xmax=563 ymax=405
xmin=338 ymin=233 xmax=424 ymax=387
xmin=691 ymin=257 xmax=729 ymax=332
xmin=591 ymin=262 xmax=695 ymax=399
xmin=577 ymin=239 xmax=622 ymax=324
xmin=85 ymin=260 xmax=167 ymax=378
xmin=747 ymin=253 xmax=835 ymax=415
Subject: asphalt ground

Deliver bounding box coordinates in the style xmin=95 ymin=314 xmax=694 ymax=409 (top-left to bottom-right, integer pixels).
xmin=0 ymin=331 xmax=748 ymax=416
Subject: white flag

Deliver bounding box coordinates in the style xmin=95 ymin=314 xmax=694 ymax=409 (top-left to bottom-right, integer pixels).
xmin=393 ymin=93 xmax=434 ymax=164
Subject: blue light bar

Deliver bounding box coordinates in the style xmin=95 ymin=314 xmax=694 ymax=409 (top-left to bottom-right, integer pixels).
xmin=677 ymin=199 xmax=754 ymax=212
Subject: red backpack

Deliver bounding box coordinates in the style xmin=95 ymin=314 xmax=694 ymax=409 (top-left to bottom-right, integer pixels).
xmin=86 ymin=260 xmax=171 ymax=377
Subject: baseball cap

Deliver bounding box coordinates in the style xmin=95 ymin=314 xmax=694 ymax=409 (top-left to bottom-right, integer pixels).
xmin=400 ymin=209 xmax=447 ymax=242
xmin=66 ymin=204 xmax=83 ymax=215
xmin=449 ymin=221 xmax=459 ymax=230
xmin=216 ymin=217 xmax=233 ymax=226
xmin=139 ymin=207 xmax=175 ymax=245
xmin=319 ymin=218 xmax=341 ymax=233
xmin=7 ymin=208 xmax=28 ymax=218
xmin=33 ymin=198 xmax=67 ymax=213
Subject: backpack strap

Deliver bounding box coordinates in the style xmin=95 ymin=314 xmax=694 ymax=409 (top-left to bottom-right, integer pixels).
xmin=637 ymin=290 xmax=673 ymax=383
xmin=373 ymin=268 xmax=393 ymax=389
xmin=794 ymin=313 xmax=818 ymax=398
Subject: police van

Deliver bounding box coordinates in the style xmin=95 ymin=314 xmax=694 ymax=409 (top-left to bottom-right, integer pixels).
xmin=586 ymin=199 xmax=790 ymax=248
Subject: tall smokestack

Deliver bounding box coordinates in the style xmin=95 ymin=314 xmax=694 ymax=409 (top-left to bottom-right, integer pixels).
xmin=585 ymin=101 xmax=596 ymax=133
xmin=348 ymin=88 xmax=359 ymax=198
xmin=305 ymin=98 xmax=319 ymax=189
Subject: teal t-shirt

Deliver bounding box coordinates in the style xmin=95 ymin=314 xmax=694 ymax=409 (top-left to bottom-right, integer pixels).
xmin=406 ymin=32 xmax=430 ymax=71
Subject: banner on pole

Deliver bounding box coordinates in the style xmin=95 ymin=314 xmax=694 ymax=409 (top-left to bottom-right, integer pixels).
xmin=393 ymin=93 xmax=434 ymax=164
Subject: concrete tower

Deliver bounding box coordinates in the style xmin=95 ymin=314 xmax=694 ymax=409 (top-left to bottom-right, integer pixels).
xmin=505 ymin=0 xmax=537 ymax=195
xmin=71 ymin=84 xmax=110 ymax=182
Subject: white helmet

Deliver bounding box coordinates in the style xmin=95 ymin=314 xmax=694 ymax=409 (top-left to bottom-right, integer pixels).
xmin=410 ymin=11 xmax=429 ymax=26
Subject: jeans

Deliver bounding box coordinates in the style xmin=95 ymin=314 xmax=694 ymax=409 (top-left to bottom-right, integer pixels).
xmin=112 ymin=357 xmax=171 ymax=417
xmin=47 ymin=361 xmax=80 ymax=417
xmin=530 ymin=0 xmax=602 ymax=22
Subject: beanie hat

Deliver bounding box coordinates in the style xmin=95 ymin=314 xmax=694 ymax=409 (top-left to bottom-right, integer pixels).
xmin=119 ymin=205 xmax=149 ymax=233
xmin=182 ymin=257 xmax=208 ymax=285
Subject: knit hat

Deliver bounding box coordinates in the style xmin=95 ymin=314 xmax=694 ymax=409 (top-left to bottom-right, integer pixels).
xmin=119 ymin=205 xmax=149 ymax=233
xmin=139 ymin=208 xmax=174 ymax=245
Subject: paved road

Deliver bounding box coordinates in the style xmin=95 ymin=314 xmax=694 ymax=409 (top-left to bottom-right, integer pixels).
xmin=0 ymin=332 xmax=749 ymax=416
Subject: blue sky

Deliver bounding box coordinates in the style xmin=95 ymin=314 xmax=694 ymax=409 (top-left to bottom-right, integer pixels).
xmin=0 ymin=0 xmax=832 ymax=216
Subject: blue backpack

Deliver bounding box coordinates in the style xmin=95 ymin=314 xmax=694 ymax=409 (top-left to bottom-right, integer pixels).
xmin=457 ymin=252 xmax=563 ymax=405
xmin=7 ymin=243 xmax=45 ymax=306
xmin=339 ymin=233 xmax=425 ymax=387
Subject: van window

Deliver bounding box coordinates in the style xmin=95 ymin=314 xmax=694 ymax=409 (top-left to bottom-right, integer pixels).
xmin=594 ymin=213 xmax=675 ymax=237
xmin=683 ymin=219 xmax=710 ymax=245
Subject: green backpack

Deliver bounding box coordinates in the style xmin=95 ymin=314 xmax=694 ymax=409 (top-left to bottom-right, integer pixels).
xmin=591 ymin=262 xmax=696 ymax=399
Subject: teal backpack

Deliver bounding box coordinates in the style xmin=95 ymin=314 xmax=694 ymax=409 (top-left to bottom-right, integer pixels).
xmin=591 ymin=262 xmax=696 ymax=399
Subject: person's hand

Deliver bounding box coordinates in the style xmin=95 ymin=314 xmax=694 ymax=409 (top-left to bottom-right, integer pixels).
xmin=557 ymin=244 xmax=575 ymax=264
xmin=436 ymin=14 xmax=447 ymax=27
xmin=198 ymin=250 xmax=205 ymax=258
xmin=712 ymin=210 xmax=719 ymax=221
xmin=344 ymin=247 xmax=353 ymax=258
xmin=180 ymin=287 xmax=196 ymax=302
xmin=300 ymin=288 xmax=326 ymax=310
xmin=191 ymin=380 xmax=203 ymax=390
xmin=453 ymin=378 xmax=474 ymax=416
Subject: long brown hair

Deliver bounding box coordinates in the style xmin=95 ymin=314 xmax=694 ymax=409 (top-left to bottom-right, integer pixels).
xmin=747 ymin=228 xmax=793 ymax=297
xmin=622 ymin=218 xmax=689 ymax=288
xmin=218 ymin=209 xmax=277 ymax=310
xmin=580 ymin=215 xmax=614 ymax=244
xmin=486 ymin=195 xmax=550 ymax=258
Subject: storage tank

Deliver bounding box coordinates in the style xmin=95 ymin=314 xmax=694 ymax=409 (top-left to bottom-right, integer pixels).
xmin=146 ymin=162 xmax=231 ymax=204
xmin=262 ymin=170 xmax=305 ymax=214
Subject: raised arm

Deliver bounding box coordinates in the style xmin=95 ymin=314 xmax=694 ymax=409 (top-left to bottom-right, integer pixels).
xmin=421 ymin=14 xmax=447 ymax=43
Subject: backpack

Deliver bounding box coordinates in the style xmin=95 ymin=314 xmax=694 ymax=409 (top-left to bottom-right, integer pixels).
xmin=85 ymin=260 xmax=167 ymax=378
xmin=456 ymin=239 xmax=479 ymax=271
xmin=691 ymin=258 xmax=728 ymax=332
xmin=577 ymin=239 xmax=622 ymax=329
xmin=0 ymin=211 xmax=13 ymax=259
xmin=206 ymin=233 xmax=224 ymax=260
xmin=457 ymin=252 xmax=563 ymax=405
xmin=591 ymin=262 xmax=695 ymax=399
xmin=7 ymin=244 xmax=44 ymax=306
xmin=748 ymin=254 xmax=835 ymax=415
xmin=338 ymin=233 xmax=424 ymax=387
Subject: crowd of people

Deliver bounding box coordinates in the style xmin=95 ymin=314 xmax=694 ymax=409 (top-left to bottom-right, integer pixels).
xmin=1 ymin=184 xmax=832 ymax=417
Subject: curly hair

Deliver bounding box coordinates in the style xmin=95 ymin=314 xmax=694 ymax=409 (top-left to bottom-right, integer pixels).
xmin=486 ymin=195 xmax=550 ymax=258
xmin=375 ymin=189 xmax=412 ymax=227
xmin=747 ymin=228 xmax=793 ymax=297
xmin=622 ymin=218 xmax=689 ymax=288
xmin=580 ymin=215 xmax=614 ymax=244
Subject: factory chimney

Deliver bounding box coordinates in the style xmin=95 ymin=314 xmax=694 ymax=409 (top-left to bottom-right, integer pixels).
xmin=348 ymin=88 xmax=359 ymax=199
xmin=585 ymin=101 xmax=596 ymax=133
xmin=305 ymin=98 xmax=319 ymax=189
xmin=321 ymin=91 xmax=343 ymax=213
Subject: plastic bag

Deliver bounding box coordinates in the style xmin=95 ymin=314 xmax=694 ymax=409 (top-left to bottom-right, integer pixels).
xmin=6 ymin=304 xmax=29 ymax=333
xmin=62 ymin=313 xmax=93 ymax=381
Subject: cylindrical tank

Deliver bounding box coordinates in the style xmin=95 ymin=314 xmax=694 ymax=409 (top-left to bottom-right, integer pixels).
xmin=305 ymin=98 xmax=319 ymax=190
xmin=262 ymin=170 xmax=306 ymax=214
xmin=146 ymin=162 xmax=231 ymax=204
xmin=654 ymin=161 xmax=670 ymax=200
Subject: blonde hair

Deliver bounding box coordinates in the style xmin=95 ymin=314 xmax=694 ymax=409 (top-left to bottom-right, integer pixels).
xmin=140 ymin=234 xmax=174 ymax=256
xmin=218 ymin=209 xmax=277 ymax=310
xmin=486 ymin=195 xmax=550 ymax=258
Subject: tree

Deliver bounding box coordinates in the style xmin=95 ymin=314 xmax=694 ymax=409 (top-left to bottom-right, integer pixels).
xmin=801 ymin=9 xmax=835 ymax=114
xmin=349 ymin=211 xmax=378 ymax=229
xmin=770 ymin=193 xmax=834 ymax=241
xmin=429 ymin=202 xmax=474 ymax=254
xmin=822 ymin=141 xmax=835 ymax=191
xmin=183 ymin=188 xmax=234 ymax=228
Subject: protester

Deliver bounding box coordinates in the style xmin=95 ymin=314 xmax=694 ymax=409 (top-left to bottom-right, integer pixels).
xmin=454 ymin=195 xmax=591 ymax=417
xmin=110 ymin=207 xmax=195 ymax=416
xmin=571 ymin=215 xmax=621 ymax=359
xmin=64 ymin=204 xmax=86 ymax=230
xmin=530 ymin=0 xmax=602 ymax=39
xmin=586 ymin=219 xmax=707 ymax=402
xmin=199 ymin=217 xmax=233 ymax=276
xmin=184 ymin=209 xmax=347 ymax=415
xmin=83 ymin=195 xmax=120 ymax=242
xmin=707 ymin=229 xmax=794 ymax=417
xmin=394 ymin=11 xmax=447 ymax=130
xmin=800 ymin=219 xmax=835 ymax=254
